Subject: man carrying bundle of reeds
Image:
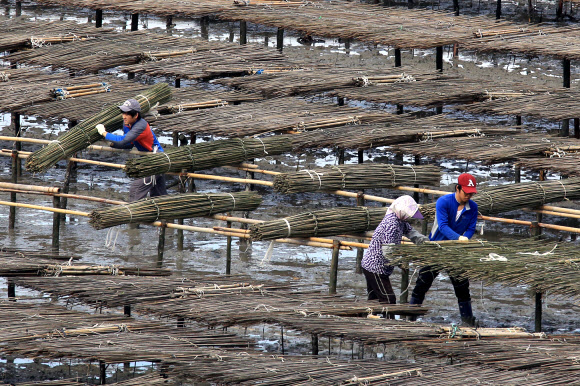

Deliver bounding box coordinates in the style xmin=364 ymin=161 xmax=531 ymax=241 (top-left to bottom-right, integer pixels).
xmin=409 ymin=173 xmax=478 ymax=327
xmin=361 ymin=195 xmax=428 ymax=304
xmin=96 ymin=98 xmax=167 ymax=201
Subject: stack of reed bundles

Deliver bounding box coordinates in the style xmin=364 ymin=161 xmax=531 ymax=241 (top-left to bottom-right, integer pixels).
xmin=0 ymin=19 xmax=112 ymax=52
xmin=124 ymin=136 xmax=291 ymax=178
xmin=151 ymin=97 xmax=378 ymax=137
xmin=89 ymin=191 xmax=262 ymax=229
xmin=25 ymin=83 xmax=171 ymax=174
xmin=515 ymin=156 xmax=580 ymax=177
xmin=273 ymin=163 xmax=440 ymax=194
xmin=393 ymin=134 xmax=579 ymax=164
xmin=391 ymin=239 xmax=580 ymax=298
xmin=419 ymin=177 xmax=580 ymax=218
xmin=249 ymin=207 xmax=387 ymax=241
xmin=7 ymin=31 xmax=194 ymax=73
xmin=457 ymin=89 xmax=580 ymax=121
xmin=121 ymin=42 xmax=294 ymax=81
xmin=291 ymin=114 xmax=518 ymax=150
xmin=329 ymin=78 xmax=548 ymax=108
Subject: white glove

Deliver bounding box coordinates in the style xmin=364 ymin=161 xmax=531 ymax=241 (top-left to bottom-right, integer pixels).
xmin=96 ymin=124 xmax=107 ymax=137
xmin=458 ymin=236 xmax=469 ymax=242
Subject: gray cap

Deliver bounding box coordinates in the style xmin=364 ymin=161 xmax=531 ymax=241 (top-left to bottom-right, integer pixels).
xmin=119 ymin=98 xmax=141 ymax=113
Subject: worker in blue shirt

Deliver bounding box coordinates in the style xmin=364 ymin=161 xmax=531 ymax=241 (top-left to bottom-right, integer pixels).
xmin=96 ymin=98 xmax=167 ymax=201
xmin=410 ymin=173 xmax=479 ymax=326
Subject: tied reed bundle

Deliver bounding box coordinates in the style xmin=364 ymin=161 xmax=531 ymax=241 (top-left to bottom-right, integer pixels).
xmin=392 ymin=239 xmax=580 ymax=298
xmin=273 ymin=164 xmax=440 ymax=194
xmin=419 ymin=177 xmax=580 ymax=218
xmin=250 ymin=207 xmax=387 ymax=241
xmin=89 ymin=191 xmax=262 ymax=229
xmin=124 ymin=136 xmax=291 ymax=178
xmin=25 ymin=83 xmax=172 ymax=174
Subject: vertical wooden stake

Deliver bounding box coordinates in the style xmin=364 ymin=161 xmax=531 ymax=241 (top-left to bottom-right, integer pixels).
xmin=61 ymin=160 xmax=76 ymax=221
xmin=534 ymin=292 xmax=542 ymax=332
xmin=123 ymin=305 xmax=131 ymax=317
xmin=175 ymin=78 xmax=181 ymax=88
xmin=496 ymin=0 xmax=502 ymax=19
xmin=52 ymin=196 xmax=61 ymax=252
xmin=516 ymin=115 xmax=522 ymax=126
xmin=226 ymin=217 xmax=232 ymax=275
xmin=240 ymin=21 xmax=247 ymax=45
xmin=312 ymin=333 xmax=319 ymax=355
xmin=515 ymin=166 xmax=521 ymax=184
xmin=12 ymin=113 xmax=21 ymax=176
xmin=157 ymin=223 xmax=166 ymax=268
xmin=15 ymin=1 xmax=21 ymax=17
xmin=337 ymin=97 xmax=345 ymax=106
xmin=9 ymin=150 xmax=17 ymax=230
xmin=99 ymin=361 xmax=106 ymax=384
xmin=200 ymin=16 xmax=209 ymax=40
xmin=276 ymin=27 xmax=284 ymax=51
xmin=166 ymin=15 xmax=173 ymax=30
xmin=95 ymin=9 xmax=103 ymax=28
xmin=280 ymin=326 xmax=285 ymax=355
xmin=130 ymin=13 xmax=139 ymax=31
xmin=436 ymin=46 xmax=443 ymax=72
xmin=394 ymin=48 xmax=402 ymax=67
xmin=7 ymin=280 xmax=16 ymax=301
xmin=338 ymin=149 xmax=345 ymax=164
xmin=356 ymin=191 xmax=365 ymax=274
xmin=177 ymin=171 xmax=186 ymax=251
xmin=329 ymin=240 xmax=340 ymax=294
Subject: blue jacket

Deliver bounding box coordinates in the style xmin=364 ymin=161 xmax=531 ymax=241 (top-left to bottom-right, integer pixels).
xmin=429 ymin=193 xmax=478 ymax=241
xmin=105 ymin=118 xmax=164 ymax=153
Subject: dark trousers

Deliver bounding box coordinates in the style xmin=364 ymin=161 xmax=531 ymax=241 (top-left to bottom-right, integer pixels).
xmin=363 ymin=268 xmax=397 ymax=304
xmin=411 ymin=266 xmax=471 ymax=304
xmin=129 ymin=175 xmax=167 ymax=202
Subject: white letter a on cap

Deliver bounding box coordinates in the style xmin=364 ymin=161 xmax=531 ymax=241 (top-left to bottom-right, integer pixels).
xmin=467 ymin=179 xmax=474 ymax=187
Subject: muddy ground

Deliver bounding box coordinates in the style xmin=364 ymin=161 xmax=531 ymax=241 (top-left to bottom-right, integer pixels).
xmin=1 ymin=1 xmax=579 ymax=383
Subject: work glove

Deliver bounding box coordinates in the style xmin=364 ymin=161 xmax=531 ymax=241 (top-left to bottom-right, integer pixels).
xmin=407 ymin=228 xmax=429 ymax=245
xmin=96 ymin=124 xmax=107 ymax=137
xmin=458 ymin=236 xmax=469 ymax=242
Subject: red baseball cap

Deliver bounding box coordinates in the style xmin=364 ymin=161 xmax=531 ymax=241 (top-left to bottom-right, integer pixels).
xmin=458 ymin=173 xmax=477 ymax=194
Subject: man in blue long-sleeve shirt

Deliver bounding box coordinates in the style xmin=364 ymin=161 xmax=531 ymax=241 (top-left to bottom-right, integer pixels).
xmin=410 ymin=173 xmax=479 ymax=326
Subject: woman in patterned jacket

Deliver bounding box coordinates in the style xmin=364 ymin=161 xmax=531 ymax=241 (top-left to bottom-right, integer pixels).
xmin=361 ymin=195 xmax=427 ymax=304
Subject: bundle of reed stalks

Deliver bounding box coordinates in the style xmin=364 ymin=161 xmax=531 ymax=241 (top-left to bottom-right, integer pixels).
xmin=250 ymin=207 xmax=387 ymax=241
xmin=52 ymin=82 xmax=110 ymax=100
xmin=391 ymin=239 xmax=580 ymax=298
xmin=90 ymin=191 xmax=262 ymax=229
xmin=419 ymin=177 xmax=580 ymax=218
xmin=25 ymin=83 xmax=172 ymax=174
xmin=124 ymin=136 xmax=291 ymax=178
xmin=273 ymin=164 xmax=440 ymax=194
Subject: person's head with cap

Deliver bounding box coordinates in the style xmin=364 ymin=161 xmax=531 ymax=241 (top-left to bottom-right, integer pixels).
xmin=387 ymin=195 xmax=423 ymax=221
xmin=119 ymin=99 xmax=141 ymax=126
xmin=455 ymin=173 xmax=477 ymax=204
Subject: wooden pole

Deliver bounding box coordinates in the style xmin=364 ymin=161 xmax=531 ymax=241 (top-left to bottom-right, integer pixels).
xmin=60 ymin=160 xmax=76 ymax=221
xmin=496 ymin=0 xmax=502 ymax=19
xmin=15 ymin=1 xmax=21 ymax=17
xmin=166 ymin=15 xmax=173 ymax=30
xmin=200 ymin=16 xmax=209 ymax=40
xmin=123 ymin=305 xmax=131 ymax=317
xmin=337 ymin=97 xmax=345 ymax=106
xmin=99 ymin=361 xmax=106 ymax=384
xmin=226 ymin=218 xmax=232 ymax=275
xmin=95 ymin=9 xmax=103 ymax=28
xmin=329 ymin=240 xmax=340 ymax=294
xmin=453 ymin=0 xmax=459 ymax=15
xmin=356 ymin=191 xmax=365 ymax=274
xmin=12 ymin=113 xmax=21 ymax=176
xmin=516 ymin=115 xmax=522 ymax=126
xmin=130 ymin=13 xmax=139 ymax=31
xmin=312 ymin=333 xmax=319 ymax=355
xmin=436 ymin=46 xmax=443 ymax=72
xmin=157 ymin=222 xmax=166 ymax=268
xmin=536 ymin=171 xmax=545 ymax=232
xmin=394 ymin=48 xmax=402 ymax=67
xmin=276 ymin=27 xmax=284 ymax=51
xmin=52 ymin=196 xmax=61 ymax=252
xmin=534 ymin=292 xmax=542 ymax=332
xmin=561 ymin=59 xmax=571 ymax=137
xmin=280 ymin=326 xmax=285 ymax=355
xmin=9 ymin=150 xmax=17 ymax=230
xmin=177 ymin=170 xmax=186 ymax=251
xmin=175 ymin=78 xmax=181 ymax=88
xmin=7 ymin=279 xmax=16 ymax=301
xmin=240 ymin=21 xmax=247 ymax=45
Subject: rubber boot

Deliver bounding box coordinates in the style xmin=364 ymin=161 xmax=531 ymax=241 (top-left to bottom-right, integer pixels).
xmin=458 ymin=301 xmax=477 ymax=327
xmin=408 ymin=296 xmax=422 ymax=322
